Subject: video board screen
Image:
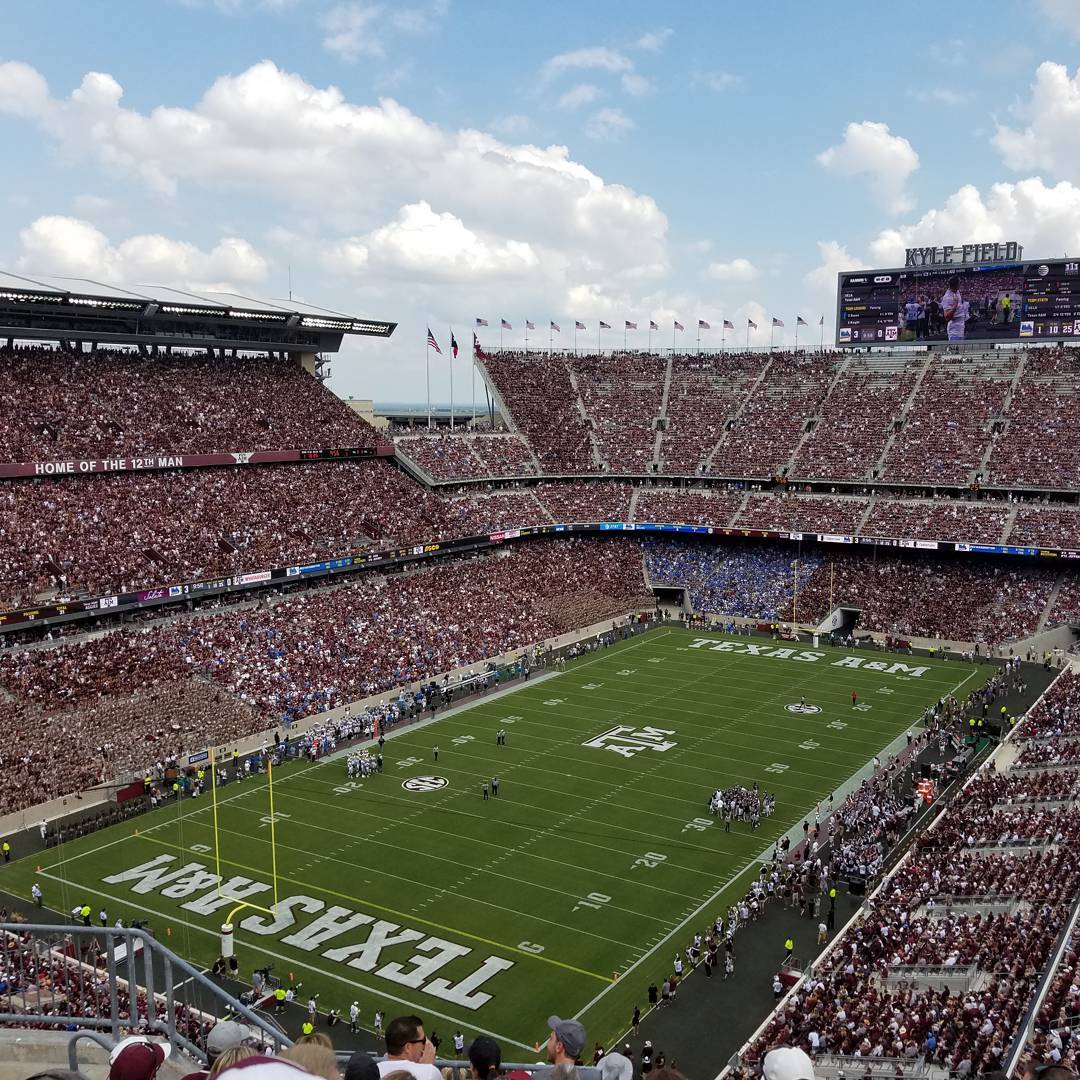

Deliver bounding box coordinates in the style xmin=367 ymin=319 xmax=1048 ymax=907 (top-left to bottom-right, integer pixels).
xmin=836 ymin=257 xmax=1080 ymax=345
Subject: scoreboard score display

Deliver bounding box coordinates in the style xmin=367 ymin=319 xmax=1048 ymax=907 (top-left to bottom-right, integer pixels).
xmin=837 ymin=256 xmax=1080 ymax=346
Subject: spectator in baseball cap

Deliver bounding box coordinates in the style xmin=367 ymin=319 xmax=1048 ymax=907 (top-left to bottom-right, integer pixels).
xmin=598 ymin=1051 xmax=633 ymax=1080
xmin=546 ymin=1017 xmax=586 ymax=1066
xmin=109 ymin=1038 xmax=171 ymax=1080
xmin=181 ymin=1020 xmax=256 ymax=1080
xmin=762 ymin=1047 xmax=816 ymax=1080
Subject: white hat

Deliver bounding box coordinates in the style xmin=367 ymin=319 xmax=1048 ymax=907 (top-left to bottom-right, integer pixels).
xmin=762 ymin=1047 xmax=816 ymax=1080
xmin=110 ymin=1036 xmax=172 ymax=1064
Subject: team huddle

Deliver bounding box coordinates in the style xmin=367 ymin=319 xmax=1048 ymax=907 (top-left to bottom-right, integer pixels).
xmin=708 ymin=784 xmax=776 ymax=830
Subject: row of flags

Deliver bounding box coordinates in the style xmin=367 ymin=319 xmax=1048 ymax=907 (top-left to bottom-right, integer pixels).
xmin=425 ymin=328 xmax=459 ymax=357
xmin=474 ymin=316 xmax=824 ymax=331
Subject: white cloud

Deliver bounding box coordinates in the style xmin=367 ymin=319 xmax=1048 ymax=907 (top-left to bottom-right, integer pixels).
xmin=635 ymin=29 xmax=672 ymax=52
xmin=0 ymin=60 xmax=676 ymax=400
xmin=867 ymin=177 xmax=1080 ymax=266
xmin=993 ymin=61 xmax=1080 ymax=177
xmin=817 ymin=120 xmax=920 ymax=214
xmin=320 ymin=3 xmax=385 ymax=60
xmin=330 ymin=201 xmax=540 ymax=281
xmin=489 ymin=113 xmax=530 ymax=135
xmin=585 ymin=107 xmax=634 ymax=141
xmin=17 ymin=215 xmax=269 ymax=290
xmin=557 ymin=84 xmax=601 ymax=110
xmin=705 ymin=257 xmax=759 ymax=282
xmin=908 ymin=86 xmax=975 ymax=107
xmin=803 ymin=240 xmax=859 ymax=293
xmin=1038 ymin=0 xmax=1080 ymax=39
xmin=928 ymin=39 xmax=966 ymax=66
xmin=541 ymin=47 xmax=633 ymax=82
xmin=698 ymin=71 xmax=743 ymax=93
xmin=620 ymin=73 xmax=652 ymax=97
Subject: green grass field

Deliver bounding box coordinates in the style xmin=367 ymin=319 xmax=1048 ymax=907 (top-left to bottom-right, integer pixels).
xmin=4 ymin=626 xmax=990 ymax=1054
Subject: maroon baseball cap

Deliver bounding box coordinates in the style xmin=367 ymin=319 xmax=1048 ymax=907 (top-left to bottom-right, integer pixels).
xmin=109 ymin=1037 xmax=171 ymax=1080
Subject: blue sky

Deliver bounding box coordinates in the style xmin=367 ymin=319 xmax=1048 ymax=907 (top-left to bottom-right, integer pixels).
xmin=3 ymin=0 xmax=1080 ymax=402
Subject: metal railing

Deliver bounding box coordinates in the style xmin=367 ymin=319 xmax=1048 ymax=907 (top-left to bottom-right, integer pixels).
xmin=0 ymin=923 xmax=291 ymax=1066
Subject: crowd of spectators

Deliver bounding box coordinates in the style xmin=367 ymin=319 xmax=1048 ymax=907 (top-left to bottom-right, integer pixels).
xmin=0 ymin=460 xmax=458 ymax=607
xmin=1025 ymin=924 xmax=1080 ymax=1070
xmin=737 ymin=671 xmax=1080 ymax=1077
xmin=988 ymin=348 xmax=1080 ymax=490
xmin=395 ymin=433 xmax=537 ymax=480
xmin=708 ymin=355 xmax=835 ymax=479
xmin=634 ymin=487 xmax=744 ymax=527
xmin=480 ymin=352 xmax=593 ymax=472
xmin=0 ymin=928 xmax=210 ymax=1048
xmin=1048 ymin=576 xmax=1080 ymax=628
xmin=661 ymin=354 xmax=762 ymax=474
xmin=863 ymin=499 xmax=1012 ymax=546
xmin=735 ymin=493 xmax=867 ymax=535
xmin=0 ymin=538 xmax=650 ymax=813
xmin=642 ymin=538 xmax=822 ymax=620
xmin=0 ymin=346 xmax=382 ymax=462
xmin=881 ymin=356 xmax=1016 ymax=486
xmin=791 ymin=358 xmax=920 ymax=482
xmin=533 ymin=481 xmax=634 ymax=522
xmin=1009 ymin=506 xmax=1080 ymax=550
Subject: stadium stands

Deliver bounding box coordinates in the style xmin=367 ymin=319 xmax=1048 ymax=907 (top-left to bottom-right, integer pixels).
xmin=571 ymin=353 xmax=665 ymax=472
xmin=987 ymin=348 xmax=1080 ymax=490
xmin=735 ymin=672 xmax=1080 ymax=1079
xmin=661 ymin=354 xmax=762 ymax=474
xmin=0 ymin=347 xmax=382 ymax=462
xmin=0 ymin=461 xmax=457 ymax=607
xmin=863 ymin=498 xmax=1012 ymax=545
xmin=880 ymin=355 xmax=1017 ymax=485
xmin=734 ymin=493 xmax=866 ymax=534
xmin=0 ymin=537 xmax=651 ymax=813
xmin=1008 ymin=506 xmax=1080 ymax=550
xmin=395 ymin=433 xmax=538 ymax=480
xmin=634 ymin=486 xmax=744 ymax=527
xmin=789 ymin=355 xmax=922 ymax=482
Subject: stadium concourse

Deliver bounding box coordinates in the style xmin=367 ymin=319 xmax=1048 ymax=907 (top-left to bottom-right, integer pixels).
xmin=2 ymin=343 xmax=1080 ymax=1080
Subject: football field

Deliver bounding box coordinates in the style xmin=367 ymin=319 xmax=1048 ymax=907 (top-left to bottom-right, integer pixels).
xmin=5 ymin=626 xmax=990 ymax=1053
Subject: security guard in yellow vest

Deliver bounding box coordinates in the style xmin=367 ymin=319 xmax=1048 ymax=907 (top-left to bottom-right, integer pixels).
xmin=1 ymin=841 xmax=10 ymax=863
xmin=301 ymin=1021 xmax=314 ymax=1037
xmin=274 ymin=987 xmax=287 ymax=1013
xmin=80 ymin=904 xmax=92 ymax=926
xmin=784 ymin=937 xmax=794 ymax=960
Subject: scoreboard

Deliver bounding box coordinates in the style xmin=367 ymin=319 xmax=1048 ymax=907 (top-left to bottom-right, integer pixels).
xmin=836 ymin=256 xmax=1080 ymax=346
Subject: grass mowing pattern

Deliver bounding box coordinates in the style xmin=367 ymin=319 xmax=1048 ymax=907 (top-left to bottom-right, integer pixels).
xmin=6 ymin=627 xmax=989 ymax=1053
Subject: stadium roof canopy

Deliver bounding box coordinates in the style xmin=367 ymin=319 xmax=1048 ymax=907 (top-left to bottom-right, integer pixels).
xmin=0 ymin=270 xmax=396 ymax=353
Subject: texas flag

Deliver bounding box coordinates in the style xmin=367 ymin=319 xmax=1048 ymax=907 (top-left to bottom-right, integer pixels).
xmin=450 ymin=331 xmax=459 ymax=358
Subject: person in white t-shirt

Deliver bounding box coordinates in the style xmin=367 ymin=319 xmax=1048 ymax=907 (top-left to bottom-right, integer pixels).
xmin=377 ymin=1015 xmax=441 ymax=1080
xmin=942 ymin=277 xmax=966 ymax=341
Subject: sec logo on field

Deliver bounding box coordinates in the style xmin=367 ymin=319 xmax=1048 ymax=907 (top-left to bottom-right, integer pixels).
xmin=785 ymin=703 xmax=821 ymax=715
xmin=402 ymin=775 xmax=449 ymax=792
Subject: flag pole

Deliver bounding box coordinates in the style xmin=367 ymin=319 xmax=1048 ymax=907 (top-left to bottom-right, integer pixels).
xmin=795 ymin=319 xmax=799 ymax=353
xmin=425 ymin=330 xmax=432 ymax=430
xmin=500 ymin=322 xmax=504 ymax=350
xmin=819 ymin=317 xmax=824 ymax=352
xmin=471 ymin=347 xmax=476 ymax=425
xmin=574 ymin=323 xmax=578 ymax=354
xmin=623 ymin=323 xmax=627 ymax=350
xmin=696 ymin=324 xmax=701 ymax=355
xmin=549 ymin=323 xmax=553 ymax=356
xmin=598 ymin=322 xmax=601 ymax=352
xmin=449 ymin=327 xmax=455 ymax=431
xmin=648 ymin=323 xmax=652 ymax=352
xmin=746 ymin=321 xmax=750 ymax=349
xmin=525 ymin=322 xmax=529 ymax=353
xmin=770 ymin=321 xmax=775 ymax=351
xmin=721 ymin=322 xmax=726 ymax=353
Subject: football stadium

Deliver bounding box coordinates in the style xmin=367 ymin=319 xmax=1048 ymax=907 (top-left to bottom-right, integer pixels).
xmin=1 ymin=8 xmax=1080 ymax=1080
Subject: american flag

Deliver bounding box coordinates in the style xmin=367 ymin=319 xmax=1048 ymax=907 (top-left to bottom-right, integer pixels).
xmin=649 ymin=320 xmax=659 ymax=331
xmin=723 ymin=319 xmax=735 ymax=330
xmin=475 ymin=317 xmax=488 ymax=327
xmin=599 ymin=320 xmax=611 ymax=329
xmin=501 ymin=319 xmax=512 ymax=330
xmin=796 ymin=316 xmax=808 ymax=326
xmin=772 ymin=317 xmax=784 ymax=327
xmin=575 ymin=320 xmax=586 ymax=330
xmin=674 ymin=320 xmax=685 ymax=331
xmin=748 ymin=318 xmax=758 ymax=330
xmin=625 ymin=320 xmax=637 ymax=330
xmin=426 ymin=328 xmax=442 ymax=354
xmin=551 ymin=321 xmax=561 ymax=332
xmin=698 ymin=319 xmax=710 ymax=330
xmin=526 ymin=320 xmax=535 ymax=330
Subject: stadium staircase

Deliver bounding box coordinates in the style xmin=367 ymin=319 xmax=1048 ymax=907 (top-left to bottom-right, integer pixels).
xmin=651 ymin=357 xmax=674 ymax=471
xmin=871 ymin=354 xmax=934 ymax=479
xmin=977 ymin=351 xmax=1030 ymax=482
xmin=855 ymin=492 xmax=877 ymax=535
xmin=701 ymin=357 xmax=776 ymax=474
xmin=1037 ymin=573 xmax=1066 ymax=632
xmin=1000 ymin=502 xmax=1020 ymax=544
xmin=563 ymin=358 xmax=606 ymax=471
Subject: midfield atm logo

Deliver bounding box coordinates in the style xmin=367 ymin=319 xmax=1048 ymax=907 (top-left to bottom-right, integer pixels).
xmin=582 ymin=725 xmax=677 ymax=757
